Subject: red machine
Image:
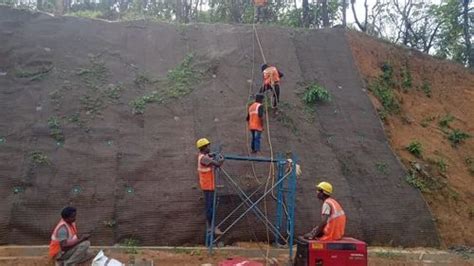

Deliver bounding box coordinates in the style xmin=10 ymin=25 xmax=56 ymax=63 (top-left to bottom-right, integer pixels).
xmin=294 ymin=237 xmax=367 ymax=266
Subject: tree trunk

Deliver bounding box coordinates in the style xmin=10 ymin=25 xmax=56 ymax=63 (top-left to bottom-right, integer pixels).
xmin=342 ymin=0 xmax=347 ymax=27
xmin=37 ymin=0 xmax=42 ymax=10
xmin=176 ymin=0 xmax=182 ymax=23
xmin=351 ymin=0 xmax=365 ymax=32
xmin=302 ymin=0 xmax=309 ymax=27
xmin=462 ymin=0 xmax=473 ymax=67
xmin=55 ymin=0 xmax=64 ymax=15
xmin=321 ymin=0 xmax=329 ymax=27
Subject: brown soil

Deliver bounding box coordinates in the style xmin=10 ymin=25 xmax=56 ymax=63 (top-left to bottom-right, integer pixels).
xmin=0 ymin=246 xmax=472 ymax=266
xmin=348 ymin=31 xmax=474 ymax=247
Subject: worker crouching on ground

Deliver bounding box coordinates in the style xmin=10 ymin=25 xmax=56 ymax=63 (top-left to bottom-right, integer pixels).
xmin=196 ymin=138 xmax=225 ymax=235
xmin=246 ymin=94 xmax=264 ymax=153
xmin=260 ymin=64 xmax=283 ymax=108
xmin=303 ymin=182 xmax=346 ymax=241
xmin=49 ymin=207 xmax=94 ymax=266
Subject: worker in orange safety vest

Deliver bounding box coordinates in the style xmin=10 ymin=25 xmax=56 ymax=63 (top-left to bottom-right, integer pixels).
xmin=196 ymin=138 xmax=225 ymax=235
xmin=246 ymin=93 xmax=264 ymax=153
xmin=260 ymin=64 xmax=284 ymax=108
xmin=304 ymin=182 xmax=346 ymax=241
xmin=253 ymin=0 xmax=268 ymax=23
xmin=49 ymin=207 xmax=94 ymax=265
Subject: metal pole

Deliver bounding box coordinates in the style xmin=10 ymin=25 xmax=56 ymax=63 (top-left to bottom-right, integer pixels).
xmin=213 ymin=171 xmax=290 ymax=243
xmin=224 ymin=154 xmax=282 ymax=163
xmin=274 ymin=156 xmax=285 ymax=245
xmin=288 ymin=155 xmax=298 ymax=261
xmin=208 ymin=168 xmax=219 ymax=254
xmin=220 ymin=168 xmax=287 ymax=241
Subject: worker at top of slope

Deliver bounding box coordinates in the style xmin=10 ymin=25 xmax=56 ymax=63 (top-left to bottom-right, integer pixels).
xmin=196 ymin=138 xmax=225 ymax=235
xmin=253 ymin=0 xmax=268 ymax=23
xmin=303 ymin=182 xmax=346 ymax=241
xmin=246 ymin=93 xmax=265 ymax=153
xmin=260 ymin=64 xmax=284 ymax=108
xmin=49 ymin=206 xmax=94 ymax=265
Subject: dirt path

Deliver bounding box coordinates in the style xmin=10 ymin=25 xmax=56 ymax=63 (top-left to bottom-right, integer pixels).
xmin=0 ymin=246 xmax=473 ymax=266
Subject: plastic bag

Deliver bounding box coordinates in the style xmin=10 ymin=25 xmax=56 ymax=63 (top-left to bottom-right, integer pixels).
xmin=92 ymin=250 xmax=124 ymax=266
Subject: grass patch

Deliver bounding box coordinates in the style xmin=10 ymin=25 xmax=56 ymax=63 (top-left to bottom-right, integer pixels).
xmin=447 ymin=129 xmax=471 ymax=146
xmin=101 ymin=83 xmax=123 ymax=102
xmin=438 ymin=113 xmax=454 ymax=128
xmin=129 ymin=53 xmax=202 ymax=114
xmin=435 ymin=158 xmax=447 ymax=173
xmin=15 ymin=64 xmax=53 ymax=81
xmin=374 ymin=251 xmax=402 ymax=259
xmin=420 ymin=116 xmax=435 ymax=127
xmin=47 ymin=116 xmax=65 ymax=144
xmin=302 ymin=83 xmax=331 ymax=105
xmin=375 ymin=162 xmax=388 ymax=174
xmin=406 ymin=140 xmax=422 ymax=157
xmin=134 ymin=72 xmax=154 ymax=88
xmin=67 ymin=112 xmax=87 ymax=129
xmin=165 ymin=53 xmax=199 ymax=98
xmin=276 ymin=102 xmax=298 ymax=134
xmin=30 ymin=151 xmax=50 ymax=166
xmin=77 ymin=58 xmax=107 ymax=89
xmin=422 ymin=81 xmax=432 ymax=97
xmin=130 ymin=91 xmax=162 ymax=114
xmin=121 ymin=238 xmax=139 ymax=254
xmin=405 ymin=172 xmax=430 ymax=192
xmin=80 ymin=95 xmax=104 ymax=117
xmin=401 ymin=65 xmax=412 ymax=91
xmin=369 ymin=63 xmax=400 ymax=115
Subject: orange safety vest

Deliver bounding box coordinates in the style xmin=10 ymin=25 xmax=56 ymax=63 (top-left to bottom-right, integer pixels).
xmin=49 ymin=219 xmax=78 ymax=258
xmin=254 ymin=0 xmax=267 ymax=7
xmin=263 ymin=66 xmax=280 ymax=86
xmin=198 ymin=153 xmax=215 ymax=191
xmin=320 ymin=198 xmax=346 ymax=241
xmin=248 ymin=102 xmax=263 ymax=131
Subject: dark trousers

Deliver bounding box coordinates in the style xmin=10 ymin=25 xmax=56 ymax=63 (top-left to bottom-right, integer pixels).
xmin=204 ymin=190 xmax=215 ymax=225
xmin=250 ymin=130 xmax=262 ymax=152
xmin=260 ymin=84 xmax=280 ymax=107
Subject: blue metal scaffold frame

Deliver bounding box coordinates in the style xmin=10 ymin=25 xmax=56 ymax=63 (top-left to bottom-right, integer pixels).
xmin=205 ymin=153 xmax=298 ymax=261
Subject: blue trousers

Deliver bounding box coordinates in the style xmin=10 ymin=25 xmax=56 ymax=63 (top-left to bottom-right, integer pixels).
xmin=204 ymin=190 xmax=215 ymax=225
xmin=251 ymin=130 xmax=262 ymax=152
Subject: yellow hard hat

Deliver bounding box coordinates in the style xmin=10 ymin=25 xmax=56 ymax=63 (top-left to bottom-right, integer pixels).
xmin=196 ymin=138 xmax=210 ymax=149
xmin=316 ymin=181 xmax=333 ymax=195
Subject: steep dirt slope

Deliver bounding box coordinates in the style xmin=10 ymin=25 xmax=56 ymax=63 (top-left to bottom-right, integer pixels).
xmin=348 ymin=31 xmax=474 ymax=246
xmin=0 ymin=7 xmax=438 ymax=247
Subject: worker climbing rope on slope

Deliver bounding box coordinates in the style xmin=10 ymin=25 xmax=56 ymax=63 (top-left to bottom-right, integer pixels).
xmin=246 ymin=94 xmax=265 ymax=153
xmin=196 ymin=138 xmax=225 ymax=236
xmin=49 ymin=207 xmax=94 ymax=266
xmin=303 ymin=182 xmax=346 ymax=241
xmin=260 ymin=64 xmax=284 ymax=108
xmin=253 ymin=0 xmax=268 ymax=23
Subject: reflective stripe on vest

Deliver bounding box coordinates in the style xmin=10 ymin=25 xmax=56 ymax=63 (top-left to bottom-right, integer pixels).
xmin=248 ymin=102 xmax=263 ymax=131
xmin=197 ymin=154 xmax=212 ymax=173
xmin=321 ymin=198 xmax=346 ymax=241
xmin=198 ymin=153 xmax=215 ymax=190
xmin=49 ymin=220 xmax=78 ymax=258
xmin=263 ymin=66 xmax=280 ymax=86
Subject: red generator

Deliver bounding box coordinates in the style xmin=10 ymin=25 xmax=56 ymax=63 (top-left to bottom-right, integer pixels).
xmin=294 ymin=237 xmax=367 ymax=266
